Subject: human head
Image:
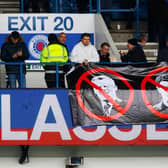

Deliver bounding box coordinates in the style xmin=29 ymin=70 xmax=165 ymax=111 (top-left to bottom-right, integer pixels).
xmin=48 ymin=33 xmax=57 ymax=44
xmin=127 ymin=38 xmax=137 ymax=50
xmin=58 ymin=32 xmax=67 ymax=44
xmin=100 ymin=42 xmax=110 ymax=55
xmin=137 ymin=34 xmax=147 ymax=47
xmin=155 ymin=73 xmax=168 ymax=106
xmin=80 ymin=33 xmax=91 ymax=46
xmin=91 ymin=75 xmax=118 ymax=102
xmin=10 ymin=31 xmax=21 ymax=44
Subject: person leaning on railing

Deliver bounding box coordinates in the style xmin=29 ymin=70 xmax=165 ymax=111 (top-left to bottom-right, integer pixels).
xmin=0 ymin=31 xmax=29 ymax=88
xmin=40 ymin=33 xmax=68 ymax=88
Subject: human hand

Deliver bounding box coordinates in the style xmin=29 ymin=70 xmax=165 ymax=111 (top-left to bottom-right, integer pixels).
xmin=17 ymin=50 xmax=22 ymax=57
xmin=82 ymin=59 xmax=89 ymax=66
xmin=12 ymin=53 xmax=18 ymax=58
xmin=119 ymin=51 xmax=125 ymax=57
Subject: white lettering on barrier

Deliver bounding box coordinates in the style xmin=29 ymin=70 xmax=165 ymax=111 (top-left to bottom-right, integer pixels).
xmin=108 ymin=125 xmax=142 ymax=141
xmin=73 ymin=126 xmax=106 ymax=141
xmin=1 ymin=95 xmax=28 ymax=140
xmin=147 ymin=124 xmax=168 ymax=140
xmin=2 ymin=94 xmax=168 ymax=142
xmin=30 ymin=95 xmax=71 ymax=140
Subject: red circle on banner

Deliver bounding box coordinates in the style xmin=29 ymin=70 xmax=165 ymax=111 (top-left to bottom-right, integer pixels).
xmin=141 ymin=66 xmax=168 ymax=119
xmin=76 ymin=68 xmax=134 ymax=121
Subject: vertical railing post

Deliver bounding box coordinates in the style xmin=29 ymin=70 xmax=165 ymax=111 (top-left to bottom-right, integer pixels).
xmin=20 ymin=63 xmax=23 ymax=88
xmin=96 ymin=0 xmax=101 ymax=13
xmin=56 ymin=63 xmax=59 ymax=88
xmin=20 ymin=0 xmax=24 ymax=13
xmin=55 ymin=0 xmax=59 ymax=12
xmin=89 ymin=0 xmax=92 ymax=13
xmin=136 ymin=0 xmax=140 ymax=36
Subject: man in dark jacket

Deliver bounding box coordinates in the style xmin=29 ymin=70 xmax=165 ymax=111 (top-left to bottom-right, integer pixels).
xmin=120 ymin=38 xmax=147 ymax=63
xmin=1 ymin=31 xmax=29 ymax=88
xmin=98 ymin=42 xmax=111 ymax=63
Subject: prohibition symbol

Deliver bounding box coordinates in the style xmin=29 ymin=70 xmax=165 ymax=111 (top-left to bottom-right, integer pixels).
xmin=141 ymin=66 xmax=168 ymax=119
xmin=76 ymin=68 xmax=134 ymax=121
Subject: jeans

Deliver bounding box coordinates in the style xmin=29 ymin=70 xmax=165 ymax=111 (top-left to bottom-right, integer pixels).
xmin=8 ymin=73 xmax=26 ymax=88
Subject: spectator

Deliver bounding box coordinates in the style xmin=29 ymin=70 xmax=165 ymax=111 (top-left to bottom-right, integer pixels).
xmin=120 ymin=38 xmax=147 ymax=63
xmin=0 ymin=31 xmax=29 ymax=88
xmin=40 ymin=33 xmax=68 ymax=88
xmin=157 ymin=38 xmax=168 ymax=62
xmin=137 ymin=33 xmax=147 ymax=48
xmin=58 ymin=32 xmax=69 ymax=55
xmin=98 ymin=42 xmax=111 ymax=62
xmin=70 ymin=33 xmax=99 ymax=65
xmin=23 ymin=0 xmax=49 ymax=12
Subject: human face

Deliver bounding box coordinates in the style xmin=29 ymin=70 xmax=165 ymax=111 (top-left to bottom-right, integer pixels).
xmin=101 ymin=45 xmax=110 ymax=55
xmin=92 ymin=76 xmax=117 ymax=101
xmin=11 ymin=37 xmax=19 ymax=44
xmin=81 ymin=36 xmax=90 ymax=46
xmin=158 ymin=81 xmax=168 ymax=106
xmin=141 ymin=40 xmax=146 ymax=47
xmin=127 ymin=43 xmax=134 ymax=50
xmin=58 ymin=33 xmax=66 ymax=44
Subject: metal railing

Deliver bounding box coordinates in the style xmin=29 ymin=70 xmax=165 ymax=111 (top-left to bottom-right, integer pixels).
xmin=0 ymin=61 xmax=153 ymax=89
xmin=20 ymin=0 xmax=140 ymax=34
xmin=89 ymin=0 xmax=140 ymax=35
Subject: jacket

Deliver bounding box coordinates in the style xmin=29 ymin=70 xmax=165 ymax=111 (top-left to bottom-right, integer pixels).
xmin=1 ymin=42 xmax=29 ymax=74
xmin=70 ymin=42 xmax=99 ymax=63
xmin=121 ymin=45 xmax=147 ymax=63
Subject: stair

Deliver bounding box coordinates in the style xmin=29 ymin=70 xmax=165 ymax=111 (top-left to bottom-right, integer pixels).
xmin=115 ymin=42 xmax=158 ymax=62
xmin=109 ymin=20 xmax=158 ymax=62
xmin=0 ymin=0 xmax=20 ymax=13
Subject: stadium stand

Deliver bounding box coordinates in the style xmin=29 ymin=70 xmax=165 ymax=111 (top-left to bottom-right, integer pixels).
xmin=0 ymin=0 xmax=20 ymax=13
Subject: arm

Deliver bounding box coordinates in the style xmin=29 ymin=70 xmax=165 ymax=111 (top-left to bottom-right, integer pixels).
xmin=70 ymin=45 xmax=83 ymax=63
xmin=90 ymin=46 xmax=99 ymax=62
xmin=1 ymin=44 xmax=15 ymax=62
xmin=19 ymin=43 xmax=29 ymax=61
xmin=40 ymin=47 xmax=48 ymax=63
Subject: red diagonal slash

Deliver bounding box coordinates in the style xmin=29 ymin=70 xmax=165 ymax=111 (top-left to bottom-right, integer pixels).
xmin=76 ymin=68 xmax=134 ymax=121
xmin=84 ymin=77 xmax=124 ymax=112
xmin=141 ymin=66 xmax=168 ymax=119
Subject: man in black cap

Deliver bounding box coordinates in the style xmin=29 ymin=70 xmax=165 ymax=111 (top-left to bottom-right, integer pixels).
xmin=120 ymin=38 xmax=147 ymax=63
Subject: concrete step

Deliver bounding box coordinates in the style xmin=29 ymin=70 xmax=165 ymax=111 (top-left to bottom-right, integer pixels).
xmin=111 ymin=29 xmax=148 ymax=42
xmin=115 ymin=42 xmax=158 ymax=50
xmin=115 ymin=42 xmax=158 ymax=62
xmin=0 ymin=0 xmax=20 ymax=13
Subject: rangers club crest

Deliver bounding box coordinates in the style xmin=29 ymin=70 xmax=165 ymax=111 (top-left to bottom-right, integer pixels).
xmin=29 ymin=35 xmax=48 ymax=59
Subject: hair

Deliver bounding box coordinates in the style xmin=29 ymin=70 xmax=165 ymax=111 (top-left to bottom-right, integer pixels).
xmin=127 ymin=38 xmax=138 ymax=45
xmin=7 ymin=31 xmax=23 ymax=43
xmin=48 ymin=33 xmax=57 ymax=44
xmin=80 ymin=33 xmax=91 ymax=40
xmin=137 ymin=34 xmax=147 ymax=42
xmin=101 ymin=42 xmax=110 ymax=48
xmin=58 ymin=32 xmax=66 ymax=37
xmin=11 ymin=31 xmax=20 ymax=39
xmin=155 ymin=73 xmax=168 ymax=83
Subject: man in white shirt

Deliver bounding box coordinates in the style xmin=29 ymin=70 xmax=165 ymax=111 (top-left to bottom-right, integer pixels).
xmin=70 ymin=33 xmax=99 ymax=65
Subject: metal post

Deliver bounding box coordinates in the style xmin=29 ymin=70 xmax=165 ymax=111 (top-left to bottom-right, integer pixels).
xmin=56 ymin=64 xmax=59 ymax=88
xmin=136 ymin=0 xmax=140 ymax=36
xmin=20 ymin=0 xmax=24 ymax=13
xmin=89 ymin=0 xmax=92 ymax=13
xmin=20 ymin=63 xmax=23 ymax=88
xmin=96 ymin=0 xmax=101 ymax=13
xmin=55 ymin=0 xmax=59 ymax=12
